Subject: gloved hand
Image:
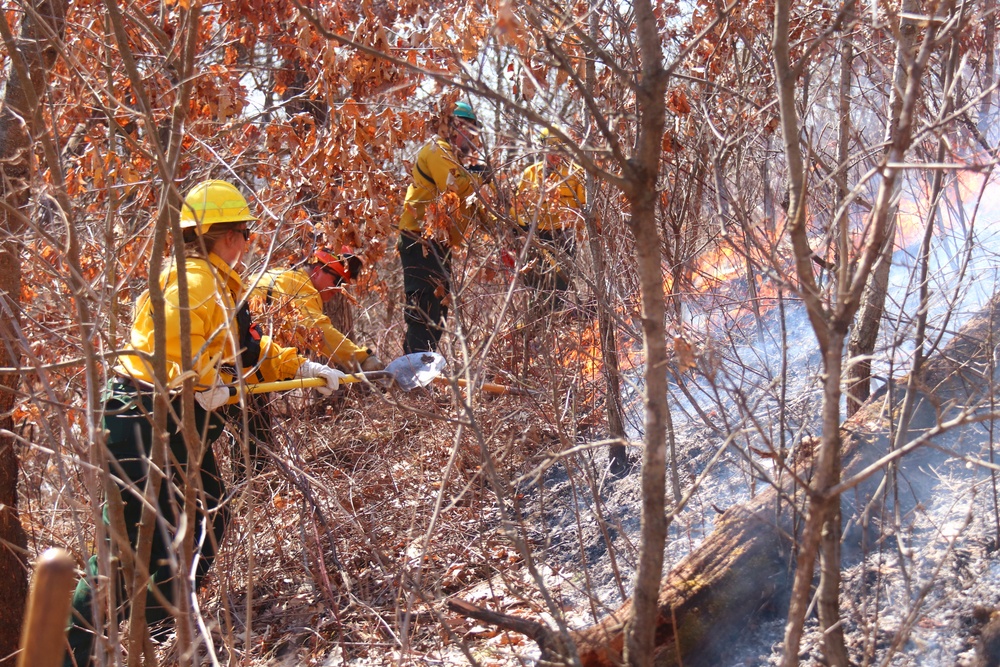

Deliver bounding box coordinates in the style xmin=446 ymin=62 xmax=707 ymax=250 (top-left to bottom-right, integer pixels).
xmin=361 ymin=354 xmax=385 ymax=372
xmin=297 ymin=360 xmax=346 ymax=396
xmin=195 ymin=385 xmax=230 ymax=411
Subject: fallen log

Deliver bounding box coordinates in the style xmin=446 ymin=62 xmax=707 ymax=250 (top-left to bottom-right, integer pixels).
xmin=452 ymin=293 xmax=1000 ymax=666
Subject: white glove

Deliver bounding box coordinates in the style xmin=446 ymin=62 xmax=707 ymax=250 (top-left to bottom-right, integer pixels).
xmin=297 ymin=360 xmax=346 ymax=396
xmin=195 ymin=385 xmax=230 ymax=411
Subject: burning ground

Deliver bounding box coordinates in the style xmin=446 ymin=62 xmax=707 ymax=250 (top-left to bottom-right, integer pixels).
xmin=492 ymin=248 xmax=1000 ymax=665
xmin=516 ymin=397 xmax=1000 ymax=666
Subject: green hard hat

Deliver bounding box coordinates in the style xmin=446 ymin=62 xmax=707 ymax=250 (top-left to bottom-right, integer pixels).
xmin=453 ymin=101 xmax=479 ymax=126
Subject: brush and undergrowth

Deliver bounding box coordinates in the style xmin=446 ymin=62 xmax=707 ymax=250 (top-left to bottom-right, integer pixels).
xmin=16 ymin=277 xmax=620 ymax=666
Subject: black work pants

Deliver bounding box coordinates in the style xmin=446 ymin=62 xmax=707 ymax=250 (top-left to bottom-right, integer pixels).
xmin=398 ymin=231 xmax=451 ymax=353
xmin=65 ymin=384 xmax=228 ymax=667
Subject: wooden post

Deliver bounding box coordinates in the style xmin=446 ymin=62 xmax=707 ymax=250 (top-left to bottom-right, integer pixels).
xmin=17 ymin=548 xmax=75 ymax=667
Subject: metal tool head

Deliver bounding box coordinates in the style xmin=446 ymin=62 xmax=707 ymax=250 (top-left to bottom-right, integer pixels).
xmin=385 ymin=351 xmax=447 ymax=391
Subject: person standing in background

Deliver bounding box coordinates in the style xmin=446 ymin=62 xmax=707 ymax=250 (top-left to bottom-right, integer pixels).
xmin=511 ymin=126 xmax=587 ymax=313
xmin=397 ymin=100 xmax=485 ymax=353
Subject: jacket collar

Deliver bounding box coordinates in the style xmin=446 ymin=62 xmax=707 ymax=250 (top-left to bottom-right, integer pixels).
xmin=206 ymin=252 xmax=245 ymax=298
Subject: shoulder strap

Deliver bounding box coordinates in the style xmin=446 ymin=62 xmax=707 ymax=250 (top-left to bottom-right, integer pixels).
xmin=415 ymin=160 xmax=435 ymax=188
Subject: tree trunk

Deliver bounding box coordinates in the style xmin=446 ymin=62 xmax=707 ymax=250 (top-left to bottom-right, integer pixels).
xmin=584 ymin=2 xmax=627 ymax=470
xmin=845 ymin=0 xmax=919 ymax=416
xmin=845 ymin=238 xmax=893 ymax=416
xmin=0 ymin=2 xmax=67 ymax=663
xmin=978 ymin=0 xmax=995 ymax=138
xmin=622 ymin=0 xmax=669 ymax=664
xmin=323 ymin=290 xmax=355 ymax=346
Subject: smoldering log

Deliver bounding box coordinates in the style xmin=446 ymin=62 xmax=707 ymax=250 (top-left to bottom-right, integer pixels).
xmin=451 ymin=293 xmax=1000 ymax=667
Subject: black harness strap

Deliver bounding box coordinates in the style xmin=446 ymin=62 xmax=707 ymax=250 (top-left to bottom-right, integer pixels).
xmin=415 ymin=161 xmax=435 ymax=189
xmin=236 ymin=302 xmax=265 ymax=382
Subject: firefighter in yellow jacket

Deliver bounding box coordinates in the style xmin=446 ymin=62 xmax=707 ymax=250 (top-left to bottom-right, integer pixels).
xmin=512 ymin=127 xmax=587 ymax=304
xmin=64 ymin=180 xmax=345 ymax=667
xmin=397 ymin=100 xmax=483 ymax=353
xmin=250 ymin=247 xmax=384 ymax=372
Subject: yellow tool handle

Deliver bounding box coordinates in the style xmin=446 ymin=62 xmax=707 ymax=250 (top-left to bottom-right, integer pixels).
xmin=225 ymin=374 xmax=367 ymax=404
xmin=246 ymin=377 xmax=346 ymax=394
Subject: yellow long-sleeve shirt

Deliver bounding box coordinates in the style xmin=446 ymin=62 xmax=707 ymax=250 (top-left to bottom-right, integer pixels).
xmin=249 ymin=268 xmax=369 ymax=367
xmin=513 ymin=160 xmax=587 ymax=232
xmin=399 ymin=136 xmax=480 ymax=247
xmin=116 ymin=253 xmax=304 ymax=390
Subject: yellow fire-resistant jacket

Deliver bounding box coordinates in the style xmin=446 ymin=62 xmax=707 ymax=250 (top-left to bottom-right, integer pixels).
xmin=399 ymin=136 xmax=480 ymax=247
xmin=249 ymin=268 xmax=370 ymax=367
xmin=116 ymin=253 xmax=304 ymax=390
xmin=513 ymin=160 xmax=587 ymax=232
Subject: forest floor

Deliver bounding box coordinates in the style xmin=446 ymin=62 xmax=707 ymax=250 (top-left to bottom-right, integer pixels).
xmin=20 ymin=302 xmax=1000 ymax=666
xmin=194 ymin=384 xmax=551 ymax=667
xmin=21 ymin=374 xmax=575 ymax=667
xmin=205 ymin=382 xmax=1000 ymax=667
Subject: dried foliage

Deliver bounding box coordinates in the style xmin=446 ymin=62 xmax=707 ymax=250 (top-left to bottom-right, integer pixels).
xmin=5 ymin=0 xmax=1000 ymax=664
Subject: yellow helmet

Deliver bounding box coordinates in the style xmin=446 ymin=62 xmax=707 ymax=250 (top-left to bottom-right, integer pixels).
xmin=539 ymin=127 xmax=564 ymax=147
xmin=180 ymin=180 xmax=257 ymax=230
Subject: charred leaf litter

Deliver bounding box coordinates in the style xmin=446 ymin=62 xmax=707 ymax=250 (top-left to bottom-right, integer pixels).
xmin=503 ymin=255 xmax=1000 ymax=666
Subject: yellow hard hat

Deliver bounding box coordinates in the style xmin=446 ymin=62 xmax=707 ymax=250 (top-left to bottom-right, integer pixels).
xmin=179 ymin=180 xmax=257 ymax=230
xmin=539 ymin=127 xmax=563 ymax=147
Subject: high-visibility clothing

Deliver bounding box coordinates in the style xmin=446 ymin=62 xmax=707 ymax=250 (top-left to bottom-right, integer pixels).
xmin=513 ymin=160 xmax=586 ymax=232
xmin=250 ymin=268 xmax=370 ymax=367
xmin=115 ymin=253 xmax=303 ymax=389
xmin=399 ymin=136 xmax=480 ymax=247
